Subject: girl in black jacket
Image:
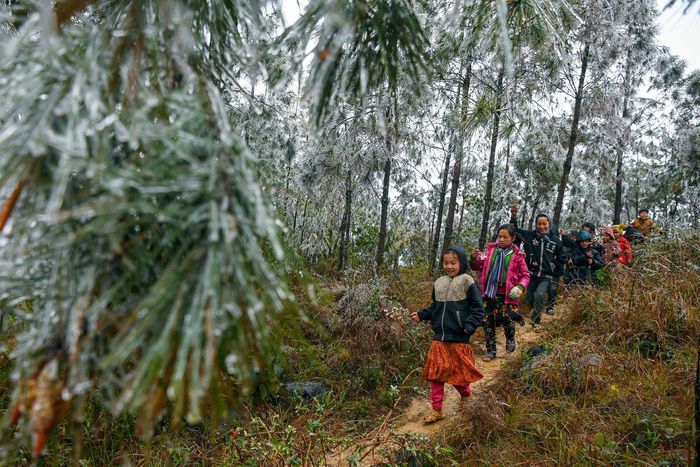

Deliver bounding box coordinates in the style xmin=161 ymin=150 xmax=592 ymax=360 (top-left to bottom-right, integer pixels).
xmin=411 ymin=246 xmax=485 ymax=424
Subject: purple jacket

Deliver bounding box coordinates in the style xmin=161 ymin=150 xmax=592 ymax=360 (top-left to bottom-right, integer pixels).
xmin=470 ymin=243 xmax=531 ymax=305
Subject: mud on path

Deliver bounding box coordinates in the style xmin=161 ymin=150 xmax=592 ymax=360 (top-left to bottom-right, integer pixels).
xmin=326 ymin=309 xmax=563 ymax=466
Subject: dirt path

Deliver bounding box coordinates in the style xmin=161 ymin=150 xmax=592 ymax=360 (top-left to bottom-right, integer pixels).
xmin=393 ymin=319 xmax=544 ymax=437
xmin=326 ymin=312 xmax=560 ymax=466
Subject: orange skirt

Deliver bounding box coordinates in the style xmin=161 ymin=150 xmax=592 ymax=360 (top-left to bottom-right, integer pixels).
xmin=423 ymin=341 xmax=483 ymax=386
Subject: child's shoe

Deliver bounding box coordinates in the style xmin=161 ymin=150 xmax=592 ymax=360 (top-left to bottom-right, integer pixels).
xmin=482 ymin=351 xmax=496 ymax=362
xmin=458 ymin=384 xmax=472 ymax=398
xmin=506 ymin=339 xmax=516 ymax=353
xmin=422 ymin=410 xmax=446 ymax=424
xmin=545 ymin=307 xmax=555 ymax=315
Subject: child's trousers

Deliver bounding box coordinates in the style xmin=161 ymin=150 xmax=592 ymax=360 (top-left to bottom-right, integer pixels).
xmin=483 ymin=297 xmax=516 ymax=353
xmin=429 ymin=381 xmax=470 ymax=411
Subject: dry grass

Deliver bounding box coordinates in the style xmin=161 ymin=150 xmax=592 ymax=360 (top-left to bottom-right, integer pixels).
xmin=435 ymin=236 xmax=700 ymax=465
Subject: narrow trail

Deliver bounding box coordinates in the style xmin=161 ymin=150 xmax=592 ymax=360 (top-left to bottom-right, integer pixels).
xmin=327 ymin=307 xmax=565 ymax=466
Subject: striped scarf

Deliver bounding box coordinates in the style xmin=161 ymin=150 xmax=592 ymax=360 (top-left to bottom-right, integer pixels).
xmin=485 ymin=246 xmax=513 ymax=298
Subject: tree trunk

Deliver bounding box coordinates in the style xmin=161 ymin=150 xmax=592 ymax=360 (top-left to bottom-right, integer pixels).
xmin=430 ymin=148 xmax=452 ymax=272
xmin=528 ymin=195 xmax=541 ymax=231
xmin=297 ymin=198 xmax=309 ymax=241
xmin=443 ymin=143 xmax=462 ymax=251
xmin=456 ymin=193 xmax=466 ymax=240
xmin=376 ymin=102 xmax=396 ymax=271
xmin=614 ymin=50 xmax=633 ymax=224
xmin=428 ymin=202 xmax=436 ymax=264
xmin=376 ymin=155 xmax=391 ymax=270
xmin=443 ymin=60 xmax=472 ymax=252
xmin=504 ymin=140 xmax=510 ymax=174
xmin=553 ymin=42 xmax=590 ymax=226
xmin=478 ymin=70 xmax=504 ymax=249
xmin=338 ymin=170 xmax=352 ymax=272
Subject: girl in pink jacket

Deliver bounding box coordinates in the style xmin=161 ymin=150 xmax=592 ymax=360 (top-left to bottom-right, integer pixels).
xmin=470 ymin=224 xmax=531 ymax=361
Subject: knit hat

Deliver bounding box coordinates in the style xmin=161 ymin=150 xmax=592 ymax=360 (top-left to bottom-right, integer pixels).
xmin=612 ymin=224 xmax=625 ymax=234
xmin=577 ymin=230 xmax=592 ymax=242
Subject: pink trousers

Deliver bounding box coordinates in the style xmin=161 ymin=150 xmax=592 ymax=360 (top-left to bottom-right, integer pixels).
xmin=430 ymin=381 xmax=471 ymax=412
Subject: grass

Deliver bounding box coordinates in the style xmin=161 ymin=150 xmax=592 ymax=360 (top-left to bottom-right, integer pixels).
xmin=1 ymin=239 xmax=698 ymax=464
xmin=434 ymin=236 xmax=700 ymax=465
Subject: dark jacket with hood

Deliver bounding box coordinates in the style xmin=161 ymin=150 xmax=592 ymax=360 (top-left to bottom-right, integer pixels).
xmin=570 ymin=240 xmax=605 ymax=282
xmin=417 ymin=246 xmax=485 ymax=343
xmin=509 ymin=213 xmax=567 ymax=279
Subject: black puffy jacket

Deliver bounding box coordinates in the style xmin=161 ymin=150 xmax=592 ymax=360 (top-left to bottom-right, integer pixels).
xmin=570 ymin=244 xmax=604 ymax=282
xmin=418 ymin=246 xmax=485 ymax=343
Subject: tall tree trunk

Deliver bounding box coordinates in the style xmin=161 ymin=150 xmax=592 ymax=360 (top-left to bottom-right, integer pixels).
xmin=443 ymin=60 xmax=472 ymax=252
xmin=457 ymin=192 xmax=466 ymax=240
xmin=553 ymin=42 xmax=590 ymax=226
xmin=428 ymin=203 xmax=436 ymax=264
xmin=528 ymin=194 xmax=541 ymax=230
xmin=376 ymin=155 xmax=392 ymax=271
xmin=504 ymin=140 xmax=510 ymax=174
xmin=614 ymin=50 xmax=633 ymax=224
xmin=297 ymin=198 xmax=309 ymax=241
xmin=376 ymin=103 xmax=396 ymax=271
xmin=338 ymin=170 xmax=353 ymax=272
xmin=376 ymin=156 xmax=391 ymax=271
xmin=443 ymin=143 xmax=462 ymax=251
xmin=430 ymin=147 xmax=452 ymax=272
xmin=478 ymin=70 xmax=504 ymax=249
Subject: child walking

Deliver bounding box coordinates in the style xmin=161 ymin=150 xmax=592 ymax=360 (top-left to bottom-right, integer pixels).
xmin=570 ymin=231 xmax=605 ymax=283
xmin=600 ymin=227 xmax=622 ymax=269
xmin=411 ymin=246 xmax=485 ymax=424
xmin=613 ymin=224 xmax=633 ymax=266
xmin=470 ymin=225 xmax=530 ymax=361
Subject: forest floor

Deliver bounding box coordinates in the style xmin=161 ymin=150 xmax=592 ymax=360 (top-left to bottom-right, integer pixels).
xmin=327 ymin=304 xmax=561 ymax=466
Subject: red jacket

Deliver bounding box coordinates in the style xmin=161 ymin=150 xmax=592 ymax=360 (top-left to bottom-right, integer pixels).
xmin=470 ymin=243 xmax=531 ymax=305
xmin=617 ymin=236 xmax=633 ymax=265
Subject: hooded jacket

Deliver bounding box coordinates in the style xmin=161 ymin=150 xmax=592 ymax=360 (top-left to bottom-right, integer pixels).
xmin=418 ymin=245 xmax=485 ymax=343
xmin=617 ymin=236 xmax=633 ymax=265
xmin=601 ymin=227 xmax=621 ymax=264
xmin=509 ymin=213 xmax=567 ymax=279
xmin=570 ymin=241 xmax=605 ymax=282
xmin=470 ymin=242 xmax=530 ymax=305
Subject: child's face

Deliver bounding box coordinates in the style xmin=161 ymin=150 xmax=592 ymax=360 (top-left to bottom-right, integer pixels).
xmin=442 ymin=252 xmax=461 ymax=277
xmin=536 ymin=217 xmax=550 ymax=234
xmin=496 ymin=229 xmax=514 ymax=249
xmin=580 ymin=240 xmax=591 ymax=249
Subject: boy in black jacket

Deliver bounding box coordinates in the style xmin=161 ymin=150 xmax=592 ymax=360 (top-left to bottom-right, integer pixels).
xmin=570 ymin=231 xmax=605 ymax=283
xmin=509 ymin=208 xmax=567 ymax=331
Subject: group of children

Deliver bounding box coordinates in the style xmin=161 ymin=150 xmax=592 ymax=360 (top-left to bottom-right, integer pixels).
xmin=411 ymin=207 xmax=657 ymax=424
